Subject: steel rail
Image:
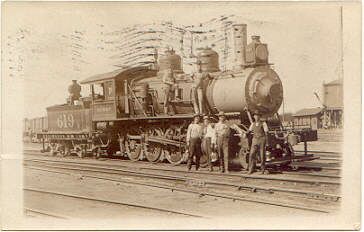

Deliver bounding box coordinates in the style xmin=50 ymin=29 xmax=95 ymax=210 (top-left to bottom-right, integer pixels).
xmin=24 ymin=166 xmax=332 ymax=214
xmin=24 ymin=159 xmax=341 ymax=202
xmin=24 ymin=187 xmax=204 ymax=218
xmin=295 ymin=150 xmax=341 ymax=155
xmin=24 ymin=207 xmax=69 ymax=219
xmin=23 ymin=156 xmax=341 ymax=186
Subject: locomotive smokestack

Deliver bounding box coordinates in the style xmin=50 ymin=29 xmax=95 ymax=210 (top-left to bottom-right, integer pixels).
xmin=232 ymin=24 xmax=247 ymax=70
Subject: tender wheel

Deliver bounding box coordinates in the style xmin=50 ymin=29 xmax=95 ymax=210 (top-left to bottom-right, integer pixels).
xmin=93 ymin=147 xmax=101 ymax=159
xmin=74 ymin=145 xmax=85 ymax=158
xmin=164 ymin=147 xmax=187 ymax=165
xmin=126 ymin=139 xmax=142 ymax=161
xmin=50 ymin=147 xmax=57 ymax=156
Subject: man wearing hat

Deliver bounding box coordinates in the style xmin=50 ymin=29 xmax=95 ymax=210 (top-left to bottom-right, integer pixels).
xmin=247 ymin=110 xmax=269 ymax=174
xmin=201 ymin=115 xmax=216 ymax=171
xmin=186 ymin=114 xmax=203 ymax=171
xmin=214 ymin=111 xmax=231 ymax=173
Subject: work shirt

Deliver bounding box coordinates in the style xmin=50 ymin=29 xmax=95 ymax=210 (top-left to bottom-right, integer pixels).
xmin=192 ymin=73 xmax=203 ymax=89
xmin=249 ymin=121 xmax=269 ymax=138
xmin=186 ymin=123 xmax=202 ymax=143
xmin=215 ymin=122 xmax=230 ymax=138
xmin=162 ymin=69 xmax=175 ymax=86
xmin=202 ymin=124 xmax=216 ymax=144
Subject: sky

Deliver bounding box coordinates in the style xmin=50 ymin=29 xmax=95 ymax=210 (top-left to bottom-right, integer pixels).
xmin=2 ymin=2 xmax=343 ymax=118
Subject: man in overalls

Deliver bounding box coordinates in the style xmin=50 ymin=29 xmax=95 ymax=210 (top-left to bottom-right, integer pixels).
xmin=247 ymin=111 xmax=269 ymax=174
xmin=215 ymin=111 xmax=230 ymax=173
xmin=186 ymin=114 xmax=203 ymax=171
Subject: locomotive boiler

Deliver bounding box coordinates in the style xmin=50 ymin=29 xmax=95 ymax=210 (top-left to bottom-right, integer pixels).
xmin=36 ymin=23 xmax=317 ymax=169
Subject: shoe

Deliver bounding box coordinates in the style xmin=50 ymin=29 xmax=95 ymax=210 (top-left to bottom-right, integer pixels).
xmin=247 ymin=170 xmax=254 ymax=175
xmin=220 ymin=170 xmax=225 ymax=173
xmin=209 ymin=168 xmax=213 ymax=172
xmin=260 ymin=170 xmax=267 ymax=175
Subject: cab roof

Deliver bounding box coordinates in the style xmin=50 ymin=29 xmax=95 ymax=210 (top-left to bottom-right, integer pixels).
xmin=79 ymin=66 xmax=157 ymax=85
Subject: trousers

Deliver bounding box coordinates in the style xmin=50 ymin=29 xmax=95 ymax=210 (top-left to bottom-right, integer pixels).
xmin=187 ymin=137 xmax=201 ymax=170
xmin=217 ymin=136 xmax=229 ymax=172
xmin=202 ymin=137 xmax=213 ymax=169
xmin=192 ymin=87 xmax=203 ymax=114
xmin=248 ymin=137 xmax=267 ymax=173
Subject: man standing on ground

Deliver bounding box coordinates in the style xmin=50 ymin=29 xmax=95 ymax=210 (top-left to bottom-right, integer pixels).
xmin=247 ymin=111 xmax=269 ymax=174
xmin=201 ymin=115 xmax=216 ymax=172
xmin=186 ymin=114 xmax=203 ymax=171
xmin=215 ymin=111 xmax=230 ymax=173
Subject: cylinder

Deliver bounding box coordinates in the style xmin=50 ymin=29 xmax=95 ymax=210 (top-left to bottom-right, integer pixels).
xmin=205 ymin=66 xmax=283 ymax=116
xmin=232 ymin=24 xmax=247 ymax=69
xmin=196 ymin=47 xmax=220 ymax=73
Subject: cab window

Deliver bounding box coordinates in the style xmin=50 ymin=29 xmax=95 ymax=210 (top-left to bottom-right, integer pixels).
xmin=92 ymin=83 xmax=105 ymax=101
xmin=104 ymin=81 xmax=114 ymax=100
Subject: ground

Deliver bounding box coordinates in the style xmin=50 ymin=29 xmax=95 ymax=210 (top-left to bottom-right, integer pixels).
xmin=20 ymin=129 xmax=342 ymax=229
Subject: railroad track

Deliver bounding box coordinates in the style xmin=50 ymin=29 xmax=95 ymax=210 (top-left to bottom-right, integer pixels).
xmin=24 ymin=207 xmax=69 ymax=219
xmin=24 ymin=157 xmax=340 ymax=213
xmin=23 ymin=155 xmax=341 ymax=187
xmin=24 ymin=149 xmax=342 ymax=179
xmin=24 ymin=188 xmax=203 ymax=218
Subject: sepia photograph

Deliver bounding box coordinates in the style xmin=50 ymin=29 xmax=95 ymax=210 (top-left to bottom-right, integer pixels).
xmin=0 ymin=1 xmax=361 ymax=230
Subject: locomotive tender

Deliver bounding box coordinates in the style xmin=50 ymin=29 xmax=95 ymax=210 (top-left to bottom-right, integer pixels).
xmin=37 ymin=24 xmax=317 ymax=168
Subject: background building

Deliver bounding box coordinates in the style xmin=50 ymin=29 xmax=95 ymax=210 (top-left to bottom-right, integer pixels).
xmin=322 ymin=79 xmax=343 ymax=128
xmin=292 ymin=108 xmax=323 ymax=130
xmin=292 ymin=78 xmax=343 ymax=129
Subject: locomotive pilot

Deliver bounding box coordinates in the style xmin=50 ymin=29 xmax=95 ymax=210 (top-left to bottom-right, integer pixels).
xmin=247 ymin=110 xmax=269 ymax=174
xmin=201 ymin=115 xmax=216 ymax=172
xmin=162 ymin=66 xmax=176 ymax=115
xmin=215 ymin=111 xmax=231 ymax=173
xmin=186 ymin=114 xmax=203 ymax=171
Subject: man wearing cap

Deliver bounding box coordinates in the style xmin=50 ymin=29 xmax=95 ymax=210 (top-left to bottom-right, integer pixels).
xmin=201 ymin=115 xmax=216 ymax=172
xmin=214 ymin=111 xmax=231 ymax=173
xmin=186 ymin=114 xmax=203 ymax=171
xmin=247 ymin=111 xmax=269 ymax=174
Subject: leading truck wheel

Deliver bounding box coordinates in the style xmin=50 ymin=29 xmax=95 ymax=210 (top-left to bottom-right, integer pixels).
xmin=126 ymin=140 xmax=142 ymax=161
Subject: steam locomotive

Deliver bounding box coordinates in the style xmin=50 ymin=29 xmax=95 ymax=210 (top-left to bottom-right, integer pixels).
xmin=36 ymin=24 xmax=317 ymax=169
